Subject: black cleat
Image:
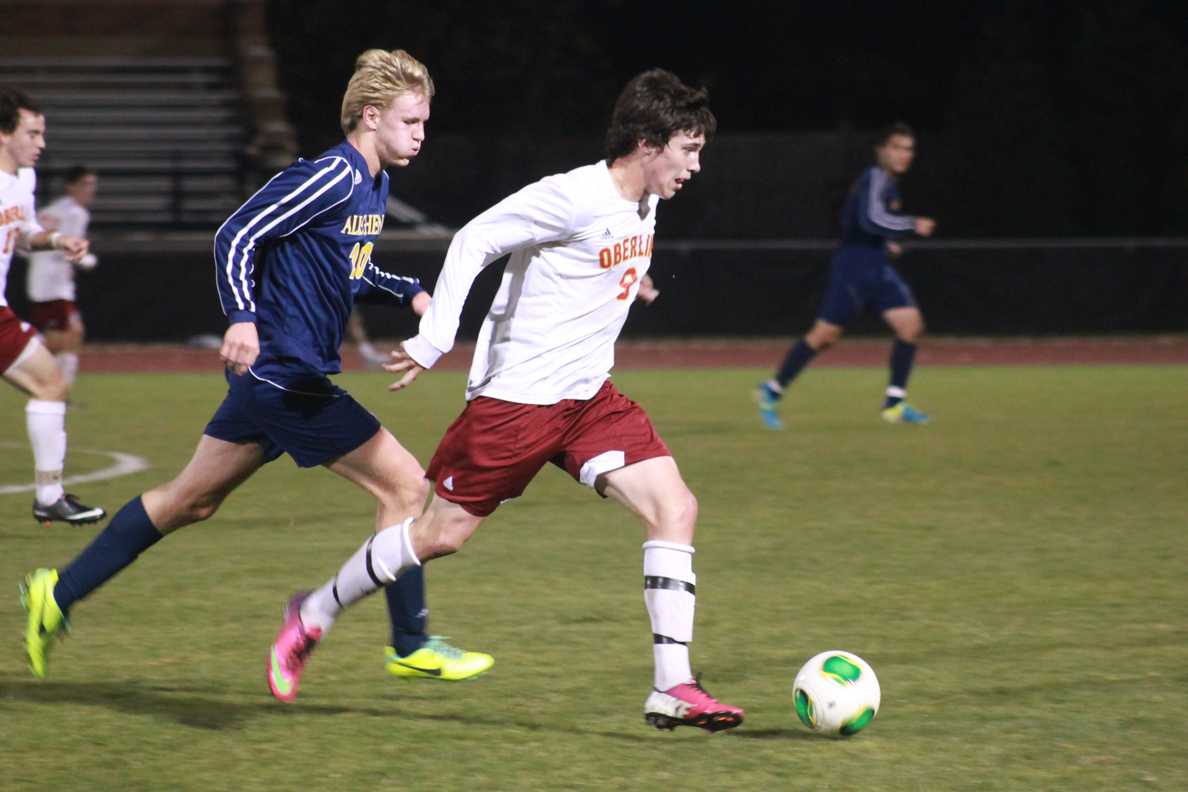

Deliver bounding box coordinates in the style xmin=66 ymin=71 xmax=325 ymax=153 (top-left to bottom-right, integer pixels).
xmin=32 ymin=494 xmax=107 ymax=527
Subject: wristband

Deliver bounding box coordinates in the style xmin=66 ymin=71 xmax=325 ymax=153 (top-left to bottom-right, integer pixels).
xmin=49 ymin=232 xmax=62 ymax=249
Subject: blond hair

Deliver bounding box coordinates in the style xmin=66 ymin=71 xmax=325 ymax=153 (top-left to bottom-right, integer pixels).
xmin=340 ymin=49 xmax=434 ymax=134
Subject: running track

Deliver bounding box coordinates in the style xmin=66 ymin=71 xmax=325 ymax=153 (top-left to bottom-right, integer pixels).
xmin=79 ymin=337 xmax=1188 ymax=373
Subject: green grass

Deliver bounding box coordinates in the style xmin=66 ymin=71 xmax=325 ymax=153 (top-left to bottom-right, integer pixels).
xmin=1 ymin=364 xmax=1186 ymax=790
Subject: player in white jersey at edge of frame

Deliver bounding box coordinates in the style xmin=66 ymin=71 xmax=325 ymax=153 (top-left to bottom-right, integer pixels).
xmin=268 ymin=68 xmax=745 ymax=732
xmin=0 ymin=87 xmax=105 ymax=526
xmin=25 ymin=165 xmax=99 ymax=389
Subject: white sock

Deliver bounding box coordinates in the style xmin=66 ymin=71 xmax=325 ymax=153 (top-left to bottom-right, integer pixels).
xmin=56 ymin=352 xmax=79 ymax=386
xmin=26 ymin=399 xmax=67 ymax=506
xmin=300 ymin=517 xmax=421 ymax=634
xmin=643 ymin=540 xmax=696 ymax=691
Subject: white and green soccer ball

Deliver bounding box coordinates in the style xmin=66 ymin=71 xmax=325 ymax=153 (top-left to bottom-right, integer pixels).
xmin=792 ymin=650 xmax=880 ymax=737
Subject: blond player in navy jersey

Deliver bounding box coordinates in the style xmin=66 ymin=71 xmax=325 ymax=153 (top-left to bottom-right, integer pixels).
xmin=269 ymin=69 xmax=745 ymax=732
xmin=0 ymin=87 xmax=105 ymax=527
xmin=21 ymin=51 xmax=491 ymax=685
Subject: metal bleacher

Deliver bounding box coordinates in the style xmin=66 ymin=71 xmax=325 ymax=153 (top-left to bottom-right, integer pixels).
xmin=1 ymin=55 xmax=249 ymax=229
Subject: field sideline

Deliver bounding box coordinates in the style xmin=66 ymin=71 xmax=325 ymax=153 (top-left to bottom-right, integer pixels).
xmin=72 ymin=335 xmax=1188 ymax=373
xmin=1 ymin=349 xmax=1186 ymax=790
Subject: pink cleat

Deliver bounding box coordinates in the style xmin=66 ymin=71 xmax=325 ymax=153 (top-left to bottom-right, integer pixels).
xmin=643 ymin=678 xmax=745 ymax=732
xmin=267 ymin=592 xmax=321 ymax=703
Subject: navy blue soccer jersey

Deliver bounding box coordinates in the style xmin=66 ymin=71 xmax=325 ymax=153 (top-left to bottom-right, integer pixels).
xmin=838 ymin=166 xmax=916 ymax=248
xmin=214 ymin=140 xmax=424 ymax=385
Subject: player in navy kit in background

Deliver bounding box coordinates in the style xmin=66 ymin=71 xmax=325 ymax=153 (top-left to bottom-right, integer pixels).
xmin=757 ymin=122 xmax=936 ymax=429
xmin=21 ymin=49 xmax=492 ymax=683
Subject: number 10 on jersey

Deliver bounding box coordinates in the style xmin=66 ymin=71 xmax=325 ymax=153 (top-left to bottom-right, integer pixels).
xmin=348 ymin=241 xmax=373 ymax=279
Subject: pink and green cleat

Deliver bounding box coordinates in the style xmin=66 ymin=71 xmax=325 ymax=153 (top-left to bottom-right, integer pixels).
xmin=644 ymin=678 xmax=745 ymax=732
xmin=267 ymin=592 xmax=321 ymax=703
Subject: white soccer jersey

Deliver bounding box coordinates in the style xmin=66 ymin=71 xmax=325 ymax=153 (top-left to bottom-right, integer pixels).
xmin=0 ymin=167 xmax=42 ymax=308
xmin=27 ymin=195 xmax=90 ymax=302
xmin=404 ymin=161 xmax=659 ymax=404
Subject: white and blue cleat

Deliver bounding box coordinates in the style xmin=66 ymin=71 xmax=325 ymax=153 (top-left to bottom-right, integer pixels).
xmin=756 ymin=382 xmax=784 ymax=430
xmin=881 ymin=402 xmax=930 ymax=424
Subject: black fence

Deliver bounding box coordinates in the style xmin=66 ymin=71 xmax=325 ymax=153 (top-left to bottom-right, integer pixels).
xmin=5 ymin=239 xmax=1186 ymax=343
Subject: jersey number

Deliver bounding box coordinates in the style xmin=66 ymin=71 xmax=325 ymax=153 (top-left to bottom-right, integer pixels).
xmin=616 ymin=267 xmax=638 ymax=300
xmin=348 ymin=241 xmax=373 ymax=280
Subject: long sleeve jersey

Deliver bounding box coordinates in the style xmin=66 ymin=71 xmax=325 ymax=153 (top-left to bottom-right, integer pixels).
xmin=214 ymin=141 xmax=424 ymax=386
xmin=402 ymin=160 xmax=658 ymax=405
xmin=0 ymin=167 xmax=43 ymax=308
xmin=839 ymin=166 xmax=917 ymax=249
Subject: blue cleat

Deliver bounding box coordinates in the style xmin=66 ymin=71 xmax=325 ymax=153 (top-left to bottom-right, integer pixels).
xmin=881 ymin=402 xmax=930 ymax=424
xmin=756 ymin=382 xmax=784 ymax=430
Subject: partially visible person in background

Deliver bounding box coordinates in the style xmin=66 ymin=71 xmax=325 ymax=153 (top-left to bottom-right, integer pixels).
xmin=757 ymin=122 xmax=936 ymax=430
xmin=0 ymin=87 xmax=106 ymax=527
xmin=26 ymin=165 xmax=99 ymax=388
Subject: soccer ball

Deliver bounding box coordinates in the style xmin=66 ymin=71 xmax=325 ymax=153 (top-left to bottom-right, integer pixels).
xmin=792 ymin=650 xmax=880 ymax=737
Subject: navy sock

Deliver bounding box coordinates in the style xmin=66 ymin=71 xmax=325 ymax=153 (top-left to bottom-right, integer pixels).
xmin=775 ymin=339 xmax=818 ymax=389
xmin=53 ymin=496 xmax=163 ymax=615
xmin=884 ymin=340 xmax=917 ymax=408
xmin=385 ymin=562 xmax=428 ymax=656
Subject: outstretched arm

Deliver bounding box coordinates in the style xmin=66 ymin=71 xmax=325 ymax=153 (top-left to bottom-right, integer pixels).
xmin=356 ymin=261 xmax=426 ymax=308
xmin=387 ymin=176 xmax=578 ymax=391
xmin=24 ymin=230 xmax=89 ymax=262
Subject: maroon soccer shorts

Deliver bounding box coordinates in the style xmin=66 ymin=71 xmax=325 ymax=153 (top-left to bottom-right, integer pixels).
xmin=426 ymin=379 xmax=672 ymax=517
xmin=0 ymin=306 xmax=39 ymax=372
xmin=27 ymin=300 xmax=80 ymax=332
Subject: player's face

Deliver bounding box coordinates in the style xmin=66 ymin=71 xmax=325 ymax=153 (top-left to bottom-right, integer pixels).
xmin=878 ymin=134 xmax=915 ymax=175
xmin=642 ymin=131 xmax=705 ymax=200
xmin=1 ymin=109 xmax=47 ymax=169
xmin=68 ymin=174 xmax=98 ymax=206
xmin=373 ymin=91 xmax=430 ymax=168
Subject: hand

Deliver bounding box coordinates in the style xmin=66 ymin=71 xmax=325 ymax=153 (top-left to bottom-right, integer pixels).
xmin=57 ymin=235 xmax=89 ymax=263
xmin=914 ymin=217 xmax=936 ymax=237
xmin=220 ymin=321 xmax=260 ymax=375
xmin=411 ymin=290 xmax=431 ymax=317
xmin=885 ymin=241 xmax=903 ymax=258
xmin=636 ymin=274 xmax=660 ymax=304
xmin=383 ymin=341 xmax=426 ymax=392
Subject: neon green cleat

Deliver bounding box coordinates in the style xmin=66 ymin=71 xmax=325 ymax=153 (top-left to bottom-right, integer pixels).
xmin=19 ymin=568 xmax=69 ymax=679
xmin=384 ymin=636 xmax=494 ymax=681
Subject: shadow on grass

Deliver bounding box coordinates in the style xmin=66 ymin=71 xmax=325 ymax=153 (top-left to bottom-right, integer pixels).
xmin=0 ymin=678 xmax=270 ymax=730
xmin=725 ymin=727 xmax=819 ymax=741
xmin=0 ymin=676 xmax=648 ymax=741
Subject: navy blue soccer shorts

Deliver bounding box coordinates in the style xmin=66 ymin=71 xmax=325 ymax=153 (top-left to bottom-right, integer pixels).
xmin=204 ymin=371 xmax=381 ymax=468
xmin=818 ymin=246 xmax=917 ymax=327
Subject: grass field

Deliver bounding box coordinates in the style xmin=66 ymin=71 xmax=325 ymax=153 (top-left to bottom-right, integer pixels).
xmin=1 ymin=363 xmax=1186 ymax=790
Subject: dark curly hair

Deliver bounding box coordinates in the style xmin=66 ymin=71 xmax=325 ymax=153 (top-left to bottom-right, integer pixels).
xmin=605 ymin=69 xmax=716 ymax=161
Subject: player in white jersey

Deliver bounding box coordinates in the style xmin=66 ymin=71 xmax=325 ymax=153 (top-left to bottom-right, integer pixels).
xmin=26 ymin=165 xmax=99 ymax=387
xmin=268 ymin=69 xmax=745 ymax=731
xmin=0 ymin=88 xmax=105 ymax=526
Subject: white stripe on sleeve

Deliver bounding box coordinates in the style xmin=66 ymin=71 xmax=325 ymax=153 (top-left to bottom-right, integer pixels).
xmin=218 ymin=156 xmax=352 ymax=313
xmin=866 ymin=169 xmax=915 ymax=233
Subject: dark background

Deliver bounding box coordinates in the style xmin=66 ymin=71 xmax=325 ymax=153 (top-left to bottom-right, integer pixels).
xmin=269 ymin=0 xmax=1188 ymax=237
xmin=17 ymin=2 xmax=1185 ymax=341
